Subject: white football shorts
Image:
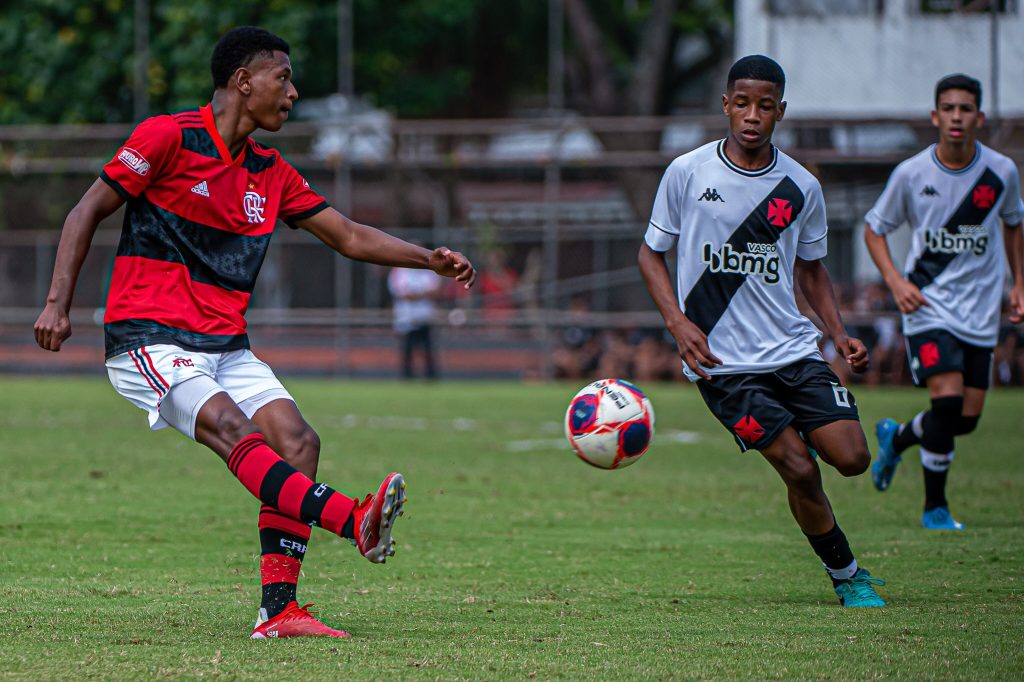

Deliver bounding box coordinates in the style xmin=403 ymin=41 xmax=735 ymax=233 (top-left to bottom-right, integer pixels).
xmin=105 ymin=345 xmax=293 ymax=439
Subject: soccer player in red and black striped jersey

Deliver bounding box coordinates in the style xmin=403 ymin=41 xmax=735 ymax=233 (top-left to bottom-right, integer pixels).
xmin=34 ymin=27 xmax=477 ymax=639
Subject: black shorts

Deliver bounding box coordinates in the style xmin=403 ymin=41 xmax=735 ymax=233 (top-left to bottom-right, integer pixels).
xmin=906 ymin=329 xmax=993 ymax=390
xmin=696 ymin=359 xmax=860 ymax=452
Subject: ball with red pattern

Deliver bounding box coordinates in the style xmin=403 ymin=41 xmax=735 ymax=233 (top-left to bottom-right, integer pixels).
xmin=564 ymin=378 xmax=655 ymax=470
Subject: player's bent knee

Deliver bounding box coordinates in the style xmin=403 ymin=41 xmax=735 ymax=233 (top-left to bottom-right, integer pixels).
xmin=834 ymin=448 xmax=870 ymax=477
xmin=283 ymin=427 xmax=321 ymax=476
xmin=215 ymin=408 xmax=260 ymax=445
xmin=780 ymin=451 xmax=819 ymax=488
xmin=300 ymin=427 xmax=321 ymax=458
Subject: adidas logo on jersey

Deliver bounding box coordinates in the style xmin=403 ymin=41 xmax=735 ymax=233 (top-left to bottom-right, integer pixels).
xmin=923 ymin=226 xmax=988 ymax=256
xmin=191 ymin=181 xmax=210 ymax=197
xmin=701 ymin=241 xmax=781 ymax=284
xmin=699 ymin=187 xmax=724 ymax=202
xmin=920 ymin=185 xmax=940 ymax=197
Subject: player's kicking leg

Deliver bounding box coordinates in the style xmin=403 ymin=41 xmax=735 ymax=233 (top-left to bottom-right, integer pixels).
xmin=159 ymin=371 xmax=405 ymax=637
xmin=187 ymin=390 xmax=407 ymax=557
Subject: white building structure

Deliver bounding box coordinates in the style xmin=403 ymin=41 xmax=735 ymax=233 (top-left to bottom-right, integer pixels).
xmin=735 ymin=0 xmax=1024 ymax=118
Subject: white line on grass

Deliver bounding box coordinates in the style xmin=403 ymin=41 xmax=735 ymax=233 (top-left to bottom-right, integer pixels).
xmin=324 ymin=414 xmax=699 ymax=451
xmin=505 ymin=430 xmax=700 ymax=452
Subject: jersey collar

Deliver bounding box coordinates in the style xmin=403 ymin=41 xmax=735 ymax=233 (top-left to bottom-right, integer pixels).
xmin=200 ymin=103 xmax=247 ymax=167
xmin=716 ymin=138 xmax=778 ymax=177
xmin=929 ymin=142 xmax=980 ymax=176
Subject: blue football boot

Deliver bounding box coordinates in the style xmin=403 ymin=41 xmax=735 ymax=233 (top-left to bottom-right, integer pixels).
xmin=921 ymin=506 xmax=965 ymax=531
xmin=835 ymin=568 xmax=887 ymax=608
xmin=871 ymin=418 xmax=902 ymax=491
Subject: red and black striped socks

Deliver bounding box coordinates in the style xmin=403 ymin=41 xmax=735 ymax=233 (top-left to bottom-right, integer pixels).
xmin=227 ymin=433 xmax=357 ymax=536
xmin=258 ymin=507 xmax=311 ymax=618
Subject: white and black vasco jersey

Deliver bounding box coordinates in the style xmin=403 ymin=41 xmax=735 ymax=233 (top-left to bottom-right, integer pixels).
xmin=645 ymin=139 xmax=829 ymax=380
xmin=866 ymin=143 xmax=1023 ymax=347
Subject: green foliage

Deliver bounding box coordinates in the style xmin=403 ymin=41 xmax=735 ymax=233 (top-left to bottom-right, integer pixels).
xmin=351 ymin=0 xmax=547 ymax=117
xmin=1 ymin=378 xmax=1023 ymax=678
xmin=0 ymin=0 xmax=135 ymax=123
xmin=0 ymin=1 xmax=342 ymax=124
xmin=0 ymin=1 xmax=730 ymax=123
xmin=0 ymin=1 xmax=546 ymax=123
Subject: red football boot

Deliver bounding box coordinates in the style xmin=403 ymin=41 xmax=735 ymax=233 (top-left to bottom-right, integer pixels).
xmin=352 ymin=472 xmax=406 ymax=564
xmin=250 ymin=602 xmax=350 ymax=639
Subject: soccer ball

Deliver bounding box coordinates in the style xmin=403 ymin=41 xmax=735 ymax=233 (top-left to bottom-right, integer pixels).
xmin=564 ymin=378 xmax=655 ymax=470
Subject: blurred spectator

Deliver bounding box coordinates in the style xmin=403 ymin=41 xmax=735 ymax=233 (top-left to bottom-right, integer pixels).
xmin=821 ymin=333 xmax=853 ymax=386
xmin=543 ymin=278 xmax=1022 ymax=385
xmin=995 ymin=329 xmax=1023 ymax=387
xmin=633 ymin=329 xmax=679 ymax=382
xmin=852 ymin=281 xmax=894 ymax=315
xmin=553 ymin=296 xmax=601 ymax=379
xmin=479 ymin=249 xmax=520 ymax=321
xmin=596 ymin=329 xmax=634 ymax=379
xmin=868 ymin=316 xmax=908 ymax=385
xmin=388 ymin=266 xmax=443 ymax=379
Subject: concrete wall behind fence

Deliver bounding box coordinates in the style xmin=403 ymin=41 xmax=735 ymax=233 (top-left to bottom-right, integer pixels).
xmin=736 ymin=0 xmax=1024 ymax=118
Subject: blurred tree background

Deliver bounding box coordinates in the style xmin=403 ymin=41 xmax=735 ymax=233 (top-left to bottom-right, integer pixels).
xmin=0 ymin=0 xmax=730 ymax=124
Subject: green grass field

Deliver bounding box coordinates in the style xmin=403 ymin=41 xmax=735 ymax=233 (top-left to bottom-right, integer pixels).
xmin=1 ymin=377 xmax=1022 ymax=680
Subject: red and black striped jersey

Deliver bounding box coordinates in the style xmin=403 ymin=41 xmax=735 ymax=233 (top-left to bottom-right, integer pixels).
xmin=100 ymin=103 xmax=328 ymax=358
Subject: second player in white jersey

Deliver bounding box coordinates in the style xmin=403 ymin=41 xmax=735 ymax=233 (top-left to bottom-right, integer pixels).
xmin=639 ymin=55 xmax=884 ymax=608
xmin=864 ymin=73 xmax=1024 ymax=531
xmin=865 ymin=141 xmax=1023 ymax=346
xmin=644 ymin=138 xmax=829 ymax=379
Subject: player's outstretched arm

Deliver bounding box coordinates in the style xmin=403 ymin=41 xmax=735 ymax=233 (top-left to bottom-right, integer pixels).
xmin=296 ymin=207 xmax=476 ymax=289
xmin=862 ymin=223 xmax=928 ymax=314
xmin=34 ymin=180 xmax=125 ymax=351
xmin=638 ymin=242 xmax=721 ymax=380
xmin=794 ymin=257 xmax=869 ymax=373
xmin=1004 ymin=222 xmax=1024 ymax=324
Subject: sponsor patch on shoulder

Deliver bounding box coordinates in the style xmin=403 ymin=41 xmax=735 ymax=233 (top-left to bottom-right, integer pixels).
xmin=117 ymin=147 xmax=151 ymax=176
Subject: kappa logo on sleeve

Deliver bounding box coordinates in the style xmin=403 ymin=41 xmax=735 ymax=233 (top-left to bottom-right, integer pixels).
xmin=117 ymin=147 xmax=151 ymax=176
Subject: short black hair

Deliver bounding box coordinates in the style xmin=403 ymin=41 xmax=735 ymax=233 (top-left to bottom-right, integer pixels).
xmin=727 ymin=55 xmax=785 ymax=97
xmin=211 ymin=27 xmax=290 ymax=89
xmin=935 ymin=73 xmax=982 ymax=109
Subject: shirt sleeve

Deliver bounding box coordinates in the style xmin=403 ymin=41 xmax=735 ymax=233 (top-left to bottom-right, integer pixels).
xmin=644 ymin=158 xmax=687 ymax=252
xmin=864 ymin=164 xmax=908 ymax=235
xmin=796 ymin=182 xmax=828 ymax=261
xmin=278 ymin=158 xmax=329 ymax=227
xmin=999 ymin=164 xmax=1023 ymax=226
xmin=100 ymin=115 xmax=180 ymax=199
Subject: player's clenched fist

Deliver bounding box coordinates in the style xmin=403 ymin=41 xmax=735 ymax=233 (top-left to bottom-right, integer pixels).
xmin=887 ymin=277 xmax=929 ymax=314
xmin=667 ymin=316 xmax=722 ymax=381
xmin=428 ymin=247 xmax=477 ymax=289
xmin=834 ymin=334 xmax=870 ymax=374
xmin=34 ymin=303 xmax=72 ymax=352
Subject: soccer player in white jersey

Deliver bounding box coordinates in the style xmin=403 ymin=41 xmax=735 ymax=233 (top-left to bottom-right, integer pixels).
xmin=639 ymin=55 xmax=887 ymax=607
xmin=864 ymin=74 xmax=1024 ymax=530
